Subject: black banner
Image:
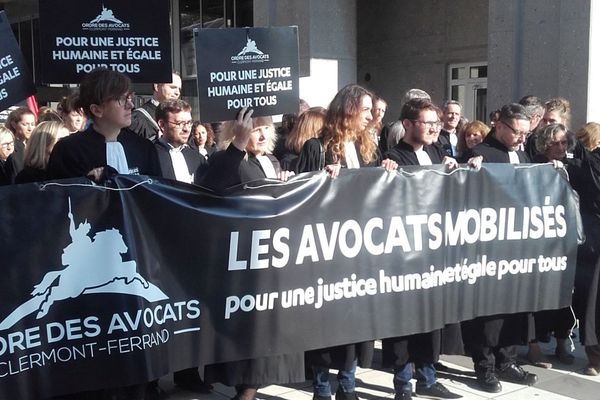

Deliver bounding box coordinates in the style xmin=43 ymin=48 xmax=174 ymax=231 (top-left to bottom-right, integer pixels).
xmin=38 ymin=0 xmax=172 ymax=83
xmin=195 ymin=26 xmax=300 ymax=122
xmin=0 ymin=165 xmax=579 ymax=398
xmin=0 ymin=11 xmax=35 ymax=113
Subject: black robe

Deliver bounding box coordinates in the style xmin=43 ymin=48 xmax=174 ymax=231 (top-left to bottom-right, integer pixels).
xmin=199 ymin=144 xmax=305 ymax=386
xmin=196 ymin=144 xmax=282 ymax=191
xmin=461 ymin=133 xmax=534 ymax=351
xmin=569 ymin=148 xmax=600 ymax=346
xmin=47 ymin=126 xmax=161 ymax=180
xmin=385 ymin=139 xmax=445 ymax=165
xmin=381 ymin=140 xmax=463 ymax=368
xmin=464 ymin=134 xmax=531 ymax=163
xmin=296 ymin=137 xmax=378 ymax=371
xmin=128 ymin=100 xmax=160 ymax=142
xmin=295 ymin=137 xmax=381 ymax=174
xmin=155 ymin=140 xmax=206 ymax=182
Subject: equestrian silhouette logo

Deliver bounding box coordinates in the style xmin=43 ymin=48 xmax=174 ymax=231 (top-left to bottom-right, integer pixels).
xmin=231 ymin=32 xmax=270 ymax=64
xmin=89 ymin=5 xmax=124 ymax=24
xmin=0 ymin=198 xmax=168 ymax=330
xmin=237 ymin=37 xmax=264 ymax=56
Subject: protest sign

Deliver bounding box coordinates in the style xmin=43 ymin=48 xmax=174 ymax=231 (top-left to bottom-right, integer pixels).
xmin=195 ymin=26 xmax=300 ymax=122
xmin=38 ymin=0 xmax=172 ymax=83
xmin=0 ymin=11 xmax=35 ymax=113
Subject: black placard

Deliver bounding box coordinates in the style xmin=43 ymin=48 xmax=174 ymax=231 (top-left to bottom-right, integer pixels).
xmin=195 ymin=26 xmax=300 ymax=122
xmin=0 ymin=11 xmax=35 ymax=113
xmin=38 ymin=0 xmax=172 ymax=83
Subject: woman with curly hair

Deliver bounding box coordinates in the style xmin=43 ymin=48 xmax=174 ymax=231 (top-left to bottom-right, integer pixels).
xmin=296 ymin=84 xmax=386 ymax=177
xmin=295 ymin=84 xmax=396 ymax=400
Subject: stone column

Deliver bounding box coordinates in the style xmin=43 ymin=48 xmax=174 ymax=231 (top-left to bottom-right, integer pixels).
xmin=487 ymin=0 xmax=593 ymax=128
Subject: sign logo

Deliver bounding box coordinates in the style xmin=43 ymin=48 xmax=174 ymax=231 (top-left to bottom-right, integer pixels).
xmin=82 ymin=4 xmax=131 ymax=31
xmin=231 ymin=35 xmax=270 ymax=64
xmin=0 ymin=198 xmax=167 ymax=330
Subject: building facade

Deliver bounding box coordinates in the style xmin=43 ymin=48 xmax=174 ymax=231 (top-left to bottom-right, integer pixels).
xmin=2 ymin=0 xmax=598 ymax=127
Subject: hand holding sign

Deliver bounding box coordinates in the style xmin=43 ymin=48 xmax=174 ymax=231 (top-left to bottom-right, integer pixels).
xmin=231 ymin=107 xmax=254 ymax=152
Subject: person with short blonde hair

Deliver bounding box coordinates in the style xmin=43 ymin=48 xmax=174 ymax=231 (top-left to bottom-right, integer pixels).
xmin=16 ymin=121 xmax=69 ymax=183
xmin=577 ymin=122 xmax=600 ymax=152
xmin=457 ymin=120 xmax=490 ymax=158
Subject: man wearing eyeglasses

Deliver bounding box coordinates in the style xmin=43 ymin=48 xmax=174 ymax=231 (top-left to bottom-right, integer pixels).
xmin=466 ymin=103 xmax=531 ymax=164
xmin=155 ymin=99 xmax=206 ymax=184
xmin=382 ymin=99 xmax=461 ymax=400
xmin=129 ymin=72 xmax=182 ymax=142
xmin=462 ymin=103 xmax=537 ymax=393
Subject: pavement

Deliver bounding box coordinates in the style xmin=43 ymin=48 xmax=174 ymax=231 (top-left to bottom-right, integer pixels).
xmin=161 ymin=337 xmax=600 ymax=400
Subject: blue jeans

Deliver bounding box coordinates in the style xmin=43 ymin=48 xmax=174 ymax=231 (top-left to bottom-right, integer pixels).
xmin=393 ymin=362 xmax=436 ymax=394
xmin=312 ymin=359 xmax=358 ymax=397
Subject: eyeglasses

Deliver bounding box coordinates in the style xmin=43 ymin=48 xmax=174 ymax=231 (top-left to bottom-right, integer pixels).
xmin=412 ymin=120 xmax=443 ymax=129
xmin=501 ymin=121 xmax=528 ymax=138
xmin=0 ymin=141 xmax=13 ymax=148
xmin=168 ymin=120 xmax=193 ymax=128
xmin=115 ymin=93 xmax=135 ymax=107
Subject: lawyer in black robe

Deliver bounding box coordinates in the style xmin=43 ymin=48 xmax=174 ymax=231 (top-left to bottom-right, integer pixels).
xmin=48 ymin=127 xmax=161 ymax=179
xmin=461 ymin=104 xmax=537 ymax=393
xmin=199 ymin=113 xmax=305 ymax=399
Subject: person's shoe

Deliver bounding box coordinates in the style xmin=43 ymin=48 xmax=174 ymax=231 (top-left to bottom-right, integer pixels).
xmin=497 ymin=363 xmax=537 ymax=386
xmin=526 ymin=343 xmax=553 ymax=369
xmin=476 ymin=371 xmax=502 ymax=393
xmin=415 ymin=382 xmax=462 ymax=399
xmin=555 ymin=343 xmax=575 ymax=365
xmin=335 ymin=389 xmax=359 ymax=400
xmin=394 ymin=391 xmax=412 ymax=400
xmin=584 ymin=365 xmax=600 ymax=376
xmin=174 ymin=375 xmax=213 ymax=393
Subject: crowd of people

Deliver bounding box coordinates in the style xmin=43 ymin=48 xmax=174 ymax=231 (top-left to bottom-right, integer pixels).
xmin=2 ymin=68 xmax=600 ymax=400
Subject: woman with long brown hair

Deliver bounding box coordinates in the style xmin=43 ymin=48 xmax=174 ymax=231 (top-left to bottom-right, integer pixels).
xmin=295 ymin=84 xmax=396 ymax=400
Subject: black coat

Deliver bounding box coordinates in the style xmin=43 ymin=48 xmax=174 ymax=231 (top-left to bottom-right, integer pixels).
xmin=128 ymin=101 xmax=160 ymax=142
xmin=48 ymin=126 xmax=161 ymax=180
xmin=155 ymin=140 xmax=206 ymax=182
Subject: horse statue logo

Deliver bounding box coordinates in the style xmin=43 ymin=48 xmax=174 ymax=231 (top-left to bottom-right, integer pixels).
xmin=90 ymin=4 xmax=124 ymax=24
xmin=237 ymin=37 xmax=264 ymax=56
xmin=0 ymin=198 xmax=168 ymax=330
